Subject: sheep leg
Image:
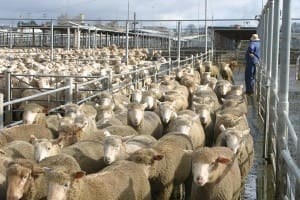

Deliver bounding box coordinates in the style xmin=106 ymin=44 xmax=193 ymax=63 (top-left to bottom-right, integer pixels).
xmin=156 ymin=184 xmax=174 ymax=200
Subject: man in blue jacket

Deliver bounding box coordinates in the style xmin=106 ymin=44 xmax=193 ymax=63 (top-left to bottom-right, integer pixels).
xmin=245 ymin=33 xmax=260 ymax=95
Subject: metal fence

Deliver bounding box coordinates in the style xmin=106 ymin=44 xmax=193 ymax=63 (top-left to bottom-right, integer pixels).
xmin=256 ymin=0 xmax=300 ymax=199
xmin=0 ymin=51 xmax=211 ymax=128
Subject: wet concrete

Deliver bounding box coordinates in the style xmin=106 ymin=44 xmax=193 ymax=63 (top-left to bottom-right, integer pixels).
xmin=234 ymin=65 xmax=300 ymax=200
xmin=234 ymin=69 xmax=265 ymax=200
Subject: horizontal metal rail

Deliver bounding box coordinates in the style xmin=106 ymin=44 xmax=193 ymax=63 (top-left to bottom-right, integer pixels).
xmin=283 ymin=111 xmax=298 ymax=147
xmin=281 ymin=149 xmax=300 ymax=182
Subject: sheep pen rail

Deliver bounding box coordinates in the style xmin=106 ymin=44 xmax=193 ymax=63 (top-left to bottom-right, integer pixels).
xmin=0 ymin=52 xmax=210 ymax=128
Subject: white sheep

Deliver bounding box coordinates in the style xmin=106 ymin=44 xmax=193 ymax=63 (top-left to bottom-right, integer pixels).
xmin=127 ymin=102 xmax=163 ymax=139
xmin=45 ymin=160 xmax=152 ymax=200
xmin=191 ymin=146 xmax=242 ymax=200
xmin=103 ymin=131 xmax=157 ymax=164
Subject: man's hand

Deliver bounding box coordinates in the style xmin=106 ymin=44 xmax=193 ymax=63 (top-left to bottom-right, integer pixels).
xmin=249 ymin=53 xmax=255 ymax=58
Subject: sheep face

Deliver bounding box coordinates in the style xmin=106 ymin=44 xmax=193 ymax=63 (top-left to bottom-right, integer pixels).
xmin=192 ymin=149 xmax=231 ymax=186
xmin=46 ymin=169 xmax=85 ymax=200
xmin=47 ymin=181 xmax=70 ymax=200
xmin=130 ymin=90 xmax=143 ymax=103
xmin=127 ymin=103 xmax=147 ymax=127
xmin=31 ymin=138 xmax=61 ymax=162
xmin=6 ymin=160 xmax=44 ymax=200
xmin=142 ymin=95 xmax=155 ymax=110
xmin=6 ymin=163 xmax=31 ymax=200
xmin=217 ymin=83 xmax=232 ymax=96
xmin=23 ymin=110 xmax=38 ymax=124
xmin=195 ymin=105 xmax=211 ymax=125
xmin=103 ymin=136 xmax=123 ymax=164
xmin=158 ymin=102 xmax=177 ymax=124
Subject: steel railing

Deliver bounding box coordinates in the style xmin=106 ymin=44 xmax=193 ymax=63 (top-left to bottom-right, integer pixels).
xmin=0 ymin=51 xmax=212 ymax=128
xmin=257 ymin=0 xmax=300 ymax=199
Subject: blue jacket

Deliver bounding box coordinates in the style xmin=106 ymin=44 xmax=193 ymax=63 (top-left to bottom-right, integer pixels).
xmin=245 ymin=40 xmax=260 ymax=64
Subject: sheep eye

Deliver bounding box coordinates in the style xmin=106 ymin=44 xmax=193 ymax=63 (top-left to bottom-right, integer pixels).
xmin=22 ymin=175 xmax=28 ymax=179
xmin=63 ymin=182 xmax=70 ymax=188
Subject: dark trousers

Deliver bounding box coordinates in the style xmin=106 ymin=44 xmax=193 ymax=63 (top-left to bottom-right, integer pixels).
xmin=245 ymin=62 xmax=257 ymax=93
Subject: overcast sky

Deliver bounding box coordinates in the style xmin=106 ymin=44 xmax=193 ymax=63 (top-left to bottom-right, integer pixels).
xmin=0 ymin=0 xmax=299 ymax=27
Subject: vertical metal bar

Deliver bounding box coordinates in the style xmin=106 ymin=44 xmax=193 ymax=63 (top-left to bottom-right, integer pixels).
xmin=0 ymin=93 xmax=3 ymax=129
xmin=205 ymin=0 xmax=208 ymax=53
xmin=297 ymin=130 xmax=300 ymax=199
xmin=51 ymin=19 xmax=54 ymax=61
xmin=269 ymin=0 xmax=281 ymax=143
xmin=88 ymin=28 xmax=91 ymax=49
xmin=9 ymin=23 xmax=13 ymax=49
xmin=65 ymin=77 xmax=73 ymax=104
xmin=177 ymin=21 xmax=181 ymax=69
xmin=264 ymin=0 xmax=274 ymax=159
xmin=4 ymin=71 xmax=11 ymax=125
xmin=77 ymin=28 xmax=81 ymax=49
xmin=94 ymin=29 xmax=97 ymax=48
xmin=126 ymin=21 xmax=129 ymax=65
xmin=276 ymin=0 xmax=291 ymax=199
xmin=67 ymin=27 xmax=70 ymax=51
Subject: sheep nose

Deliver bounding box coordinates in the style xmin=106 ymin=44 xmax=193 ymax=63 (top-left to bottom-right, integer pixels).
xmin=200 ymin=117 xmax=206 ymax=123
xmin=196 ymin=176 xmax=203 ymax=182
xmin=104 ymin=156 xmax=111 ymax=163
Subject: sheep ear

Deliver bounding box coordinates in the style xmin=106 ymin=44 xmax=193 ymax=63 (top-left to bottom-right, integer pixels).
xmin=242 ymin=128 xmax=251 ymax=135
xmin=219 ymin=124 xmax=226 ymax=132
xmin=221 ymin=98 xmax=227 ymax=103
xmin=72 ymin=171 xmax=86 ymax=179
xmin=52 ymin=137 xmax=64 ymax=148
xmin=215 ymin=157 xmax=231 ymax=164
xmin=183 ymin=149 xmax=193 ymax=156
xmin=121 ymin=135 xmax=134 ymax=142
xmin=192 ymin=115 xmax=199 ymax=121
xmin=103 ymin=130 xmax=111 ymax=137
xmin=32 ymin=166 xmax=45 ymax=179
xmin=153 ymin=154 xmax=164 ymax=161
xmin=0 ymin=149 xmax=5 ymax=155
xmin=142 ymin=103 xmax=148 ymax=110
xmin=29 ymin=135 xmax=38 ymax=144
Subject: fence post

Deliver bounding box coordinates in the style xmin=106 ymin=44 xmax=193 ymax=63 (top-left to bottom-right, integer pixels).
xmin=65 ymin=77 xmax=73 ymax=104
xmin=276 ymin=0 xmax=291 ymax=198
xmin=4 ymin=71 xmax=12 ymax=125
xmin=106 ymin=70 xmax=112 ymax=92
xmin=177 ymin=21 xmax=181 ymax=69
xmin=0 ymin=93 xmax=3 ymax=129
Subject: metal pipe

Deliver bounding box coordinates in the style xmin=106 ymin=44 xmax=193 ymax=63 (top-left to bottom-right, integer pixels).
xmin=205 ymin=0 xmax=208 ymax=53
xmin=125 ymin=21 xmax=129 ymax=65
xmin=264 ymin=0 xmax=274 ymax=159
xmin=0 ymin=93 xmax=3 ymax=129
xmin=177 ymin=21 xmax=181 ymax=68
xmin=276 ymin=0 xmax=291 ymax=198
xmin=51 ymin=19 xmax=54 ymax=61
xmin=67 ymin=27 xmax=70 ymax=51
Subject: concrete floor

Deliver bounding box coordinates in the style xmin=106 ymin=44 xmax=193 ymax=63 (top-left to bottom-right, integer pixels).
xmin=235 ymin=65 xmax=300 ymax=200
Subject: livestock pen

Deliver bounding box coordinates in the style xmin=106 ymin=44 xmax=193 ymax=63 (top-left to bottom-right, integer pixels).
xmin=0 ymin=0 xmax=300 ymax=199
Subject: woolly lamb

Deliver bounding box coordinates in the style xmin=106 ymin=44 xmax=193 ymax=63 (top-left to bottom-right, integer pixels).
xmin=166 ymin=114 xmax=205 ymax=149
xmin=128 ymin=133 xmax=194 ymax=200
xmin=191 ymin=146 xmax=241 ymax=200
xmin=22 ymin=103 xmax=47 ymax=124
xmin=127 ymin=103 xmax=163 ymax=139
xmin=5 ymin=154 xmax=80 ymax=200
xmin=214 ymin=109 xmax=249 ymax=142
xmin=0 ymin=124 xmax=53 ymax=147
xmin=215 ymin=125 xmax=254 ymax=197
xmin=219 ymin=62 xmax=235 ymax=84
xmin=192 ymin=103 xmax=215 ymax=146
xmin=46 ymin=160 xmax=152 ymax=200
xmin=103 ymin=132 xmax=157 ymax=164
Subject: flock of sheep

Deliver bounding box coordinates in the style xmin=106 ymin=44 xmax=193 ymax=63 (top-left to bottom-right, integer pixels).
xmin=0 ymin=46 xmax=253 ymax=200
